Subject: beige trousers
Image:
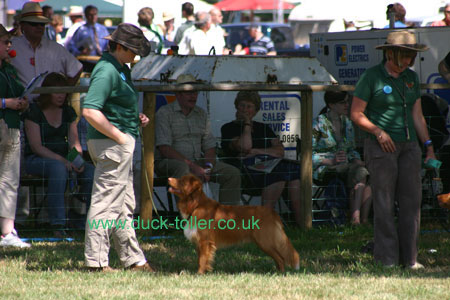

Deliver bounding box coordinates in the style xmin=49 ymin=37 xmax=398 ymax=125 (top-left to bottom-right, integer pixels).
xmin=85 ymin=135 xmax=145 ymax=268
xmin=0 ymin=129 xmax=20 ymax=219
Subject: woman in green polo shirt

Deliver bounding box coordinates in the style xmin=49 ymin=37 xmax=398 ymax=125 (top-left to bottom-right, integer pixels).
xmin=351 ymin=31 xmax=435 ymax=269
xmin=0 ymin=24 xmax=30 ymax=248
xmin=82 ymin=23 xmax=154 ymax=272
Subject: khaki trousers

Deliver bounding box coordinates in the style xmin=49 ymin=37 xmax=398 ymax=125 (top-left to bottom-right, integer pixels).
xmin=85 ymin=135 xmax=145 ymax=268
xmin=365 ymin=139 xmax=422 ymax=266
xmin=155 ymin=159 xmax=241 ymax=205
xmin=0 ymin=129 xmax=20 ymax=219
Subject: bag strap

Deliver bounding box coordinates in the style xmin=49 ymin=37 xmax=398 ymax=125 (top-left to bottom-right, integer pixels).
xmin=388 ymin=77 xmax=410 ymax=140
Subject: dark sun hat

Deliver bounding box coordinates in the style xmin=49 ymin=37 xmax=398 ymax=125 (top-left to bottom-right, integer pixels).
xmin=104 ymin=23 xmax=151 ymax=57
xmin=0 ymin=24 xmax=9 ymax=38
xmin=375 ymin=31 xmax=428 ymax=52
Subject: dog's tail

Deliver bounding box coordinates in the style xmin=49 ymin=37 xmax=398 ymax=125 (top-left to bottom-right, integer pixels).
xmin=274 ymin=220 xmax=300 ymax=271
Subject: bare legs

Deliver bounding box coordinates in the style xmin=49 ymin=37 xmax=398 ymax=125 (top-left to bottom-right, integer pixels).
xmin=350 ymin=183 xmax=372 ymax=225
xmin=0 ymin=218 xmax=14 ymax=236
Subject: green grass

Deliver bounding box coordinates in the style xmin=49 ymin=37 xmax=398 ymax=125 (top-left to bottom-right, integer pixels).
xmin=1 ymin=224 xmax=449 ymax=299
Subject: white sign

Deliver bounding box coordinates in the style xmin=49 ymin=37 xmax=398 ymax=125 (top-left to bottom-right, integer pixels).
xmin=254 ymin=93 xmax=301 ymax=160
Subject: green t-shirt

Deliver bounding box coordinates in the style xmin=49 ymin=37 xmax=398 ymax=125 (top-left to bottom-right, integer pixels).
xmin=24 ymin=103 xmax=77 ymax=157
xmin=82 ymin=52 xmax=140 ymax=139
xmin=0 ymin=61 xmax=25 ymax=128
xmin=354 ymin=62 xmax=421 ymax=142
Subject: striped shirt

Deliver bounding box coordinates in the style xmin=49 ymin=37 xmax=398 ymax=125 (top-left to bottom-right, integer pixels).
xmin=245 ymin=36 xmax=275 ymax=55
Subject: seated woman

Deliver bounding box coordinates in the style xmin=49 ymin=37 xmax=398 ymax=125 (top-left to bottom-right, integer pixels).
xmin=23 ymin=72 xmax=94 ymax=236
xmin=221 ymin=91 xmax=301 ymax=226
xmin=312 ymin=91 xmax=371 ymax=225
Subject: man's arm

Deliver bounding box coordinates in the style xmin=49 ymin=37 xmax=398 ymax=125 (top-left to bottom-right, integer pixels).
xmin=158 ymin=144 xmax=211 ymax=180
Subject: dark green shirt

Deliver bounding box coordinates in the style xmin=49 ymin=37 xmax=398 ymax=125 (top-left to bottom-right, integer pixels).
xmin=0 ymin=61 xmax=25 ymax=128
xmin=81 ymin=52 xmax=139 ymax=139
xmin=24 ymin=103 xmax=77 ymax=157
xmin=354 ymin=62 xmax=421 ymax=142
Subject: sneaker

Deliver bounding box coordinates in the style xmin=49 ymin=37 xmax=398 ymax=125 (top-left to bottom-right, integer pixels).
xmin=408 ymin=262 xmax=424 ymax=270
xmin=127 ymin=262 xmax=155 ymax=272
xmin=0 ymin=229 xmax=31 ymax=248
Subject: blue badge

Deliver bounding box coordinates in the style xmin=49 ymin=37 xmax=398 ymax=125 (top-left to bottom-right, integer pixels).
xmin=120 ymin=72 xmax=126 ymax=81
xmin=383 ymin=85 xmax=392 ymax=94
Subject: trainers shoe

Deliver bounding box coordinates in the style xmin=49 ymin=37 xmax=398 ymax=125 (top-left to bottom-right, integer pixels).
xmin=0 ymin=229 xmax=31 ymax=248
xmin=128 ymin=262 xmax=155 ymax=272
xmin=408 ymin=262 xmax=424 ymax=270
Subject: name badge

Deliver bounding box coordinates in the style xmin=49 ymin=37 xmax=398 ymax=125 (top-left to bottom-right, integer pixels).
xmin=120 ymin=72 xmax=126 ymax=81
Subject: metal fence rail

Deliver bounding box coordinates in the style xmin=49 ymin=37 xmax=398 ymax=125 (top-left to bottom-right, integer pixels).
xmin=31 ymin=82 xmax=450 ymax=230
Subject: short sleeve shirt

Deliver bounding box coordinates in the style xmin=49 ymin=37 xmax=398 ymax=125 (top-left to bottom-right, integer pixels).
xmin=24 ymin=103 xmax=77 ymax=157
xmin=354 ymin=62 xmax=420 ymax=142
xmin=0 ymin=61 xmax=25 ymax=128
xmin=155 ymin=101 xmax=216 ymax=161
xmin=81 ymin=52 xmax=140 ymax=139
xmin=10 ymin=35 xmax=82 ymax=88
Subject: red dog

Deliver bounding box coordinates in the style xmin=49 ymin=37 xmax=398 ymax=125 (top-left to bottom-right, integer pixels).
xmin=168 ymin=174 xmax=300 ymax=274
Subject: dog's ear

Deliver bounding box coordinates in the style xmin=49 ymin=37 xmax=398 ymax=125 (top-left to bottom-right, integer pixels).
xmin=182 ymin=174 xmax=203 ymax=196
xmin=182 ymin=174 xmax=202 ymax=214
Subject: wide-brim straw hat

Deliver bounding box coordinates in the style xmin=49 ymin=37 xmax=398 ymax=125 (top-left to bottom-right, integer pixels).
xmin=20 ymin=2 xmax=51 ymax=24
xmin=162 ymin=12 xmax=175 ymax=22
xmin=104 ymin=23 xmax=151 ymax=57
xmin=176 ymin=74 xmax=200 ymax=84
xmin=67 ymin=6 xmax=83 ymax=17
xmin=0 ymin=24 xmax=9 ymax=38
xmin=375 ymin=31 xmax=428 ymax=52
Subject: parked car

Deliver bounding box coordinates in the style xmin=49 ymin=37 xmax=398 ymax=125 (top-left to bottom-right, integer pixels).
xmin=221 ymin=22 xmax=310 ymax=57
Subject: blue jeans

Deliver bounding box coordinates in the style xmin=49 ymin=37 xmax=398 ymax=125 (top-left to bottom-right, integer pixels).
xmin=25 ymin=155 xmax=95 ymax=226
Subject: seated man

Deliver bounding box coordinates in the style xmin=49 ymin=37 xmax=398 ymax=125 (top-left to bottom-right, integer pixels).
xmin=154 ymin=74 xmax=241 ymax=205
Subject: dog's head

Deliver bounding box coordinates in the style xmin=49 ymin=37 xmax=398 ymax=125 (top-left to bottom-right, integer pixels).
xmin=168 ymin=174 xmax=204 ymax=215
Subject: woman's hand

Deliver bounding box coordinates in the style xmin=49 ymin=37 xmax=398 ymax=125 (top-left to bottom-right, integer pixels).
xmin=376 ymin=130 xmax=396 ymax=153
xmin=72 ymin=164 xmax=85 ymax=174
xmin=235 ymin=110 xmax=251 ymax=123
xmin=5 ymin=98 xmax=28 ymax=111
xmin=423 ymin=147 xmax=437 ymax=163
xmin=334 ymin=150 xmax=347 ymax=164
xmin=63 ymin=159 xmax=74 ymax=172
xmin=139 ymin=113 xmax=149 ymax=127
xmin=116 ymin=132 xmax=129 ymax=145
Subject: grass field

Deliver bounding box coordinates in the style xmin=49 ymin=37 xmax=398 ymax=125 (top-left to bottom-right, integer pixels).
xmin=1 ymin=224 xmax=449 ymax=299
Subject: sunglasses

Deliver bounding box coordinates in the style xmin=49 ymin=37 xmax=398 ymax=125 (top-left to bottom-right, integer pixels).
xmin=24 ymin=22 xmax=46 ymax=27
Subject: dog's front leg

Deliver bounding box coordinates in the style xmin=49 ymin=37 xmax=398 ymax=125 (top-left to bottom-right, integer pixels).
xmin=196 ymin=240 xmax=216 ymax=274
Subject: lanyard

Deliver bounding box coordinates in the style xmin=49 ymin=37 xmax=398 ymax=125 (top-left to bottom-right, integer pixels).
xmin=388 ymin=77 xmax=410 ymax=140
